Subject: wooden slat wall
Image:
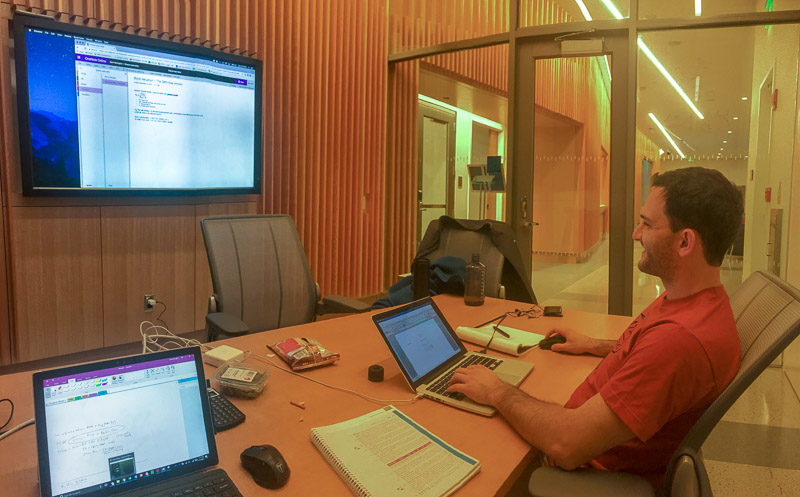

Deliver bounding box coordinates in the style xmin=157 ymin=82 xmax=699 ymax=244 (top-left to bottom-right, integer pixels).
xmin=520 ymin=0 xmax=573 ymax=27
xmin=388 ymin=0 xmax=510 ymax=53
xmin=0 ymin=0 xmax=387 ymax=362
xmin=261 ymin=0 xmax=386 ymax=298
xmin=386 ymin=58 xmax=419 ymax=287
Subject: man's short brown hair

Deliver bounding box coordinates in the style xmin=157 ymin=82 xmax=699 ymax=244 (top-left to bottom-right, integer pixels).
xmin=651 ymin=167 xmax=743 ymax=266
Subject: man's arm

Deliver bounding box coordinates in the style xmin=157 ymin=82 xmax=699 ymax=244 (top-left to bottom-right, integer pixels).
xmin=448 ymin=366 xmax=634 ymax=470
xmin=546 ymin=327 xmax=617 ymax=356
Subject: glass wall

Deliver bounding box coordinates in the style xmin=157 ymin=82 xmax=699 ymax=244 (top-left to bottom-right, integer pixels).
xmin=633 ymin=24 xmax=799 ymax=315
xmin=640 ymin=0 xmax=800 ymax=20
xmin=520 ymin=0 xmax=631 ymax=27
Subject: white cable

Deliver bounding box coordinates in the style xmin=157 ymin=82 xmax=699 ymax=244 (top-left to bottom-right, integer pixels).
xmin=0 ymin=418 xmax=34 ymax=441
xmin=139 ymin=321 xmax=211 ymax=354
xmin=136 ymin=324 xmax=417 ymax=404
xmin=249 ymin=352 xmax=421 ymax=405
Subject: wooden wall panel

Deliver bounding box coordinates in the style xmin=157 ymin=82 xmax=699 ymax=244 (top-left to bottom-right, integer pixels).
xmin=10 ymin=206 xmax=103 ymax=362
xmin=101 ymin=205 xmax=196 ymax=346
xmin=193 ymin=201 xmax=257 ymax=331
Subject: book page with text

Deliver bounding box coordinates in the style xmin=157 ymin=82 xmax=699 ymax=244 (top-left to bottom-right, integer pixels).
xmin=311 ymin=406 xmax=479 ymax=497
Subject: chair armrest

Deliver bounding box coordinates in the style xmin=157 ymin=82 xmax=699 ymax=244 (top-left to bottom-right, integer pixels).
xmin=319 ymin=295 xmax=371 ymax=314
xmin=206 ymin=312 xmax=250 ymax=337
xmin=529 ymin=467 xmax=655 ymax=497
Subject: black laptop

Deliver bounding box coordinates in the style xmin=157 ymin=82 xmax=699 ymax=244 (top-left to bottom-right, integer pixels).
xmin=32 ymin=347 xmax=241 ymax=497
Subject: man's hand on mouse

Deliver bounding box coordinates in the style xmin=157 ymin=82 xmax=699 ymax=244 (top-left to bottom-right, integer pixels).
xmin=545 ymin=327 xmax=595 ymax=354
xmin=447 ymin=365 xmax=507 ymax=405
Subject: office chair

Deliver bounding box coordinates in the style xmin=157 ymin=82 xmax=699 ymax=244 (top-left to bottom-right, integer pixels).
xmin=201 ymin=215 xmax=370 ymax=341
xmin=528 ymin=270 xmax=800 ymax=497
xmin=416 ymin=216 xmax=537 ymax=303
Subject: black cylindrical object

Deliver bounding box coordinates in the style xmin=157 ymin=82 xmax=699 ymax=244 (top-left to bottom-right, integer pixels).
xmin=368 ymin=364 xmax=384 ymax=382
xmin=412 ymin=257 xmax=430 ymax=300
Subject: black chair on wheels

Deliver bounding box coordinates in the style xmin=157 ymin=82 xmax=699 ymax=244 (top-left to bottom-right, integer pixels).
xmin=201 ymin=215 xmax=370 ymax=341
xmin=416 ymin=216 xmax=537 ymax=304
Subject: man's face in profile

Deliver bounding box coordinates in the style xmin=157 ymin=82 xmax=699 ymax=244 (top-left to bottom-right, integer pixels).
xmin=633 ymin=188 xmax=680 ymax=279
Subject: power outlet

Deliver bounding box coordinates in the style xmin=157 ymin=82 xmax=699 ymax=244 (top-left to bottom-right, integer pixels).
xmin=144 ymin=294 xmax=156 ymax=312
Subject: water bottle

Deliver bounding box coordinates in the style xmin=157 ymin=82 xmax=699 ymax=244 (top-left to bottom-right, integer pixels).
xmin=412 ymin=258 xmax=430 ymax=300
xmin=464 ymin=253 xmax=485 ymax=306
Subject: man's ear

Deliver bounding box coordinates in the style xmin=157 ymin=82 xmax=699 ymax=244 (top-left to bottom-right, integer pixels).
xmin=677 ymin=228 xmax=698 ymax=257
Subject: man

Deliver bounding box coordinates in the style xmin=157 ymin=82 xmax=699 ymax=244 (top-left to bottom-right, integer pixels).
xmin=448 ymin=167 xmax=744 ymax=488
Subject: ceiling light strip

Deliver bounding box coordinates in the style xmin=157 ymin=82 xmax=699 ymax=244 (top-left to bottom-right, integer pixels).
xmin=574 ymin=0 xmax=593 ymax=21
xmin=418 ymin=94 xmax=504 ymax=130
xmin=598 ymin=0 xmax=705 ymax=120
xmin=599 ymin=0 xmax=624 ymax=20
xmin=637 ymin=38 xmax=705 ymax=119
xmin=649 ymin=113 xmax=685 ymax=158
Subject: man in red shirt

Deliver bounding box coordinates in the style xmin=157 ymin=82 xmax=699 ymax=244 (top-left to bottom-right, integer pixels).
xmin=448 ymin=167 xmax=743 ymax=488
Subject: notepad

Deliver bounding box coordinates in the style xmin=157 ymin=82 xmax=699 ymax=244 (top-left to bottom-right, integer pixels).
xmin=455 ymin=324 xmax=545 ymax=356
xmin=310 ymin=406 xmax=480 ymax=497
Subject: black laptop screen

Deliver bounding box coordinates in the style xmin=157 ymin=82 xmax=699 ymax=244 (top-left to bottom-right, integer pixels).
xmin=35 ymin=350 xmax=214 ymax=497
xmin=374 ymin=301 xmax=462 ymax=382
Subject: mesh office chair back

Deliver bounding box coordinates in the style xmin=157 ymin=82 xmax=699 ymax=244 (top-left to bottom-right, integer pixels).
xmin=419 ymin=219 xmax=505 ymax=298
xmin=201 ymin=215 xmax=317 ymax=333
xmin=663 ymin=270 xmax=800 ymax=497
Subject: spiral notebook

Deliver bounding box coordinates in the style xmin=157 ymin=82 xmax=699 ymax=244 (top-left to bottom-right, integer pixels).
xmin=310 ymin=406 xmax=480 ymax=497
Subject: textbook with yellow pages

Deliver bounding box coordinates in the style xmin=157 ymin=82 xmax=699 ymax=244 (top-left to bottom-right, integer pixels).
xmin=309 ymin=406 xmax=480 ymax=497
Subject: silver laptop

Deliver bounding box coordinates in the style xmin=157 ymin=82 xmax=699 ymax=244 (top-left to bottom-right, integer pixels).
xmin=372 ymin=297 xmax=534 ymax=416
xmin=32 ymin=347 xmax=241 ymax=497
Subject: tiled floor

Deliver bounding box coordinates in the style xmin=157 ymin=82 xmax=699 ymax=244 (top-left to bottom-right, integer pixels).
xmin=530 ymin=241 xmax=800 ymax=496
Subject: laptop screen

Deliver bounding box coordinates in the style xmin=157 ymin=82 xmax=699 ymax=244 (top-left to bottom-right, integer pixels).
xmin=373 ymin=299 xmax=463 ymax=383
xmin=33 ymin=348 xmax=217 ymax=497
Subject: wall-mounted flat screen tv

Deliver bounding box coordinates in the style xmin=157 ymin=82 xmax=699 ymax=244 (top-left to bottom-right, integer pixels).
xmin=14 ymin=12 xmax=262 ymax=196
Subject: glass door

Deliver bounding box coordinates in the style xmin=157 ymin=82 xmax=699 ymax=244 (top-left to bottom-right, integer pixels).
xmin=511 ymin=31 xmax=635 ymax=316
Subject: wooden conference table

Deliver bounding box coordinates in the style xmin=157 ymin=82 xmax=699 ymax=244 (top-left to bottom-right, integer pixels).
xmin=0 ymin=295 xmax=631 ymax=496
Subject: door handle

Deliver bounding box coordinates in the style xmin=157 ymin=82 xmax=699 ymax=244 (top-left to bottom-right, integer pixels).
xmin=522 ymin=221 xmax=539 ymax=227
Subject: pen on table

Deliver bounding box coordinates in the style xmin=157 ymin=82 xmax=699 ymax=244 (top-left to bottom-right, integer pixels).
xmin=493 ymin=325 xmax=511 ymax=338
xmin=492 ymin=314 xmax=510 ymax=338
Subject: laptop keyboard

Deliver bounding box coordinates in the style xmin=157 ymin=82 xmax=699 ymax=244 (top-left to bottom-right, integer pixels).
xmin=427 ymin=355 xmax=503 ymax=400
xmin=124 ymin=468 xmax=242 ymax=497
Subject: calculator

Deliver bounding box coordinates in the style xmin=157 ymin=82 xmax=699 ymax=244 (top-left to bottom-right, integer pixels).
xmin=207 ymin=386 xmax=246 ymax=432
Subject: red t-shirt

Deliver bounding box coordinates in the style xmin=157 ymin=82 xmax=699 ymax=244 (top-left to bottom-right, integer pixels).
xmin=564 ymin=286 xmax=740 ymax=488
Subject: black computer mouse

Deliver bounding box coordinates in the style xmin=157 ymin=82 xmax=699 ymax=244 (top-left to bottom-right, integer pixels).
xmin=240 ymin=444 xmax=290 ymax=489
xmin=539 ymin=334 xmax=567 ymax=350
